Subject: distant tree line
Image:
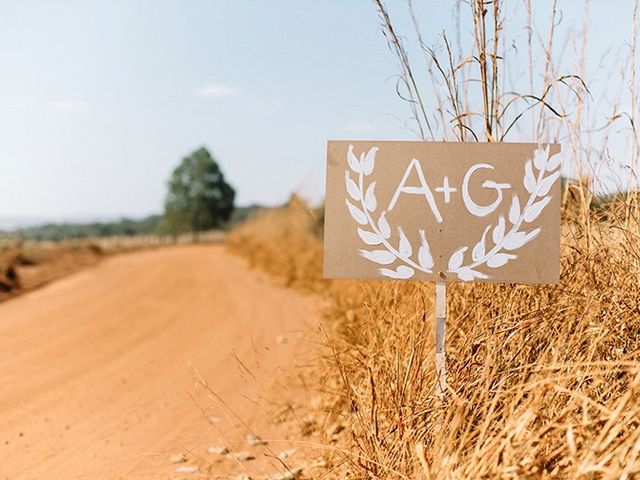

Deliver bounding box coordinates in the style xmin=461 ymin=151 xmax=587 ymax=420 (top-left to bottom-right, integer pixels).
xmin=1 ymin=147 xmax=255 ymax=242
xmin=0 ymin=216 xmax=163 ymax=242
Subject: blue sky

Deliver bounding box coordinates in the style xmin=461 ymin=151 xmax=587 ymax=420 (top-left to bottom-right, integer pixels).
xmin=0 ymin=1 xmax=633 ymax=223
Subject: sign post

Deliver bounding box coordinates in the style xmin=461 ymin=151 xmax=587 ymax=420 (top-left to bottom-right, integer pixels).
xmin=323 ymin=141 xmax=562 ymax=393
xmin=435 ymin=281 xmax=446 ymax=397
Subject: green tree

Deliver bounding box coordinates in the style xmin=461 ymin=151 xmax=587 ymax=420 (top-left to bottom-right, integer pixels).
xmin=164 ymin=147 xmax=235 ymax=235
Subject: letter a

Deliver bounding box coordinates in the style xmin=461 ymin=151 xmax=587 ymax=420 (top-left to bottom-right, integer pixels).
xmin=388 ymin=159 xmax=443 ymax=223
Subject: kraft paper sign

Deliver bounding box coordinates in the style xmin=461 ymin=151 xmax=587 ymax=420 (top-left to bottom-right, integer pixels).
xmin=323 ymin=141 xmax=562 ymax=284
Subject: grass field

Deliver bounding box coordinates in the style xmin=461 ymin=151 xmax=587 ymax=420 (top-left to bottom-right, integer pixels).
xmin=228 ymin=192 xmax=640 ymax=479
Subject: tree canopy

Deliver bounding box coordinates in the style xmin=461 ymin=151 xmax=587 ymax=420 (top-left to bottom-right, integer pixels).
xmin=164 ymin=147 xmax=235 ymax=234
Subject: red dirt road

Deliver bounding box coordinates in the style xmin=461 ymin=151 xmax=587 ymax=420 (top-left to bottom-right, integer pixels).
xmin=0 ymin=245 xmax=320 ymax=479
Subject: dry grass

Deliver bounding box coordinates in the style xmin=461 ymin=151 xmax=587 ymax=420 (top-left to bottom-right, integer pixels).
xmin=327 ymin=206 xmax=640 ymax=479
xmin=227 ymin=2 xmax=640 ymax=477
xmin=0 ymin=240 xmax=103 ymax=301
xmin=0 ymin=230 xmax=225 ymax=302
xmin=228 ymin=195 xmax=640 ymax=479
xmin=227 ymin=196 xmax=325 ymax=292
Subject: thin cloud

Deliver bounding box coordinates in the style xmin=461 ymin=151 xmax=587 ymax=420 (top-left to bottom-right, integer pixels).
xmin=49 ymin=100 xmax=90 ymax=113
xmin=195 ymin=84 xmax=240 ymax=97
xmin=0 ymin=95 xmax=37 ymax=108
xmin=344 ymin=121 xmax=375 ymax=133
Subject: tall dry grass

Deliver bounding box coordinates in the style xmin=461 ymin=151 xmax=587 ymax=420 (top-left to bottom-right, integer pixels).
xmin=229 ymin=196 xmax=640 ymax=479
xmin=229 ymin=1 xmax=640 ymax=478
xmin=227 ymin=197 xmax=325 ymax=292
xmin=324 ymin=204 xmax=640 ymax=478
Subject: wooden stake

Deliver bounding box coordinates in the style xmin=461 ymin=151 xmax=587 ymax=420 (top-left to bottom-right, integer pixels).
xmin=435 ymin=281 xmax=447 ymax=398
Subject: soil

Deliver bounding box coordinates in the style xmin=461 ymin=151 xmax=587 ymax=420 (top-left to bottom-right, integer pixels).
xmin=0 ymin=245 xmax=328 ymax=479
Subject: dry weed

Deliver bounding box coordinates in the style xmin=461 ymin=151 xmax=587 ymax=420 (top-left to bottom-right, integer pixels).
xmin=229 ymin=196 xmax=640 ymax=479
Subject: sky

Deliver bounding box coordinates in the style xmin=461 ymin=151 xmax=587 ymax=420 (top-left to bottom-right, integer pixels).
xmin=0 ymin=1 xmax=633 ymax=225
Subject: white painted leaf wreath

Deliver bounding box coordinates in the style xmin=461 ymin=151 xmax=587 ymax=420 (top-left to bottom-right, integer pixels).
xmin=447 ymin=145 xmax=561 ymax=280
xmin=344 ymin=145 xmax=561 ymax=281
xmin=345 ymin=145 xmax=434 ymax=279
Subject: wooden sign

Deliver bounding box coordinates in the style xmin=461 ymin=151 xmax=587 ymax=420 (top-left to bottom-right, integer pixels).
xmin=323 ymin=141 xmax=562 ymax=284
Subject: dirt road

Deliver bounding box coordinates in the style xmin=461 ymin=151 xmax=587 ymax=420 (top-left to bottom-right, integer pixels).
xmin=0 ymin=245 xmax=321 ymax=479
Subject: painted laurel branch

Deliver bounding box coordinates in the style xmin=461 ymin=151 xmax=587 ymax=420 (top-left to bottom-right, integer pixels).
xmin=344 ymin=145 xmax=434 ymax=279
xmin=447 ymin=146 xmax=562 ymax=281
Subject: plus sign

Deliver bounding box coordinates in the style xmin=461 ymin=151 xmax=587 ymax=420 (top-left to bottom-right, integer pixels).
xmin=435 ymin=176 xmax=457 ymax=203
